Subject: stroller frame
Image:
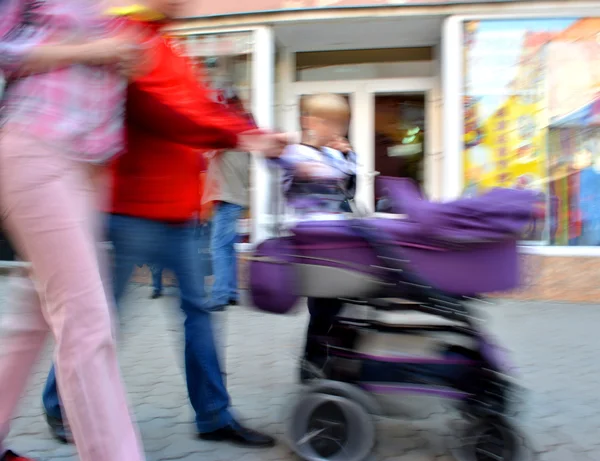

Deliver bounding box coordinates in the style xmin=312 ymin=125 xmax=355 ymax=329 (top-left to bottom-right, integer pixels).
xmin=258 ymin=173 xmax=535 ymax=461
xmin=283 ymin=223 xmax=531 ymax=461
xmin=287 ymin=294 xmax=531 ymax=461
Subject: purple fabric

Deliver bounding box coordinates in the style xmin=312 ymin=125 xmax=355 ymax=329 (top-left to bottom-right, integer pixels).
xmin=292 ymin=220 xmax=520 ymax=295
xmin=250 ymin=180 xmax=539 ymax=306
xmin=268 ymin=146 xmax=355 ymax=215
xmin=375 ymin=177 xmax=540 ymax=242
xmin=248 ymin=237 xmax=300 ymax=314
xmin=375 ymin=176 xmax=423 ymax=213
xmin=400 ymin=240 xmax=519 ymax=294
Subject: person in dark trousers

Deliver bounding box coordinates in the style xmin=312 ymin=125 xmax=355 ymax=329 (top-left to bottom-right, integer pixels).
xmin=40 ymin=0 xmax=287 ymax=448
xmin=150 ymin=264 xmax=164 ymax=299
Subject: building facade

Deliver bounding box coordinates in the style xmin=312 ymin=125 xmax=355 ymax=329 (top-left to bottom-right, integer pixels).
xmin=164 ymin=0 xmax=600 ymax=302
xmin=3 ymin=1 xmax=600 ymax=301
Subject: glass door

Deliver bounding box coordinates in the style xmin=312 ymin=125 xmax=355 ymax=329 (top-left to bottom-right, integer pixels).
xmin=372 ymin=92 xmax=426 ymax=210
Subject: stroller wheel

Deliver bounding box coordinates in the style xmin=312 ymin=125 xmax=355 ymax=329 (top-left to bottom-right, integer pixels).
xmin=451 ymin=415 xmax=533 ymax=461
xmin=285 ymin=392 xmax=375 ymax=461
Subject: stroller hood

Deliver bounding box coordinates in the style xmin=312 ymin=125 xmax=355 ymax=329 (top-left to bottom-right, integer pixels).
xmin=376 ymin=177 xmax=542 ymax=243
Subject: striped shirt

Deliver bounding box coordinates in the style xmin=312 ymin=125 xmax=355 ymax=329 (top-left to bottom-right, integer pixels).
xmin=0 ymin=0 xmax=128 ymax=163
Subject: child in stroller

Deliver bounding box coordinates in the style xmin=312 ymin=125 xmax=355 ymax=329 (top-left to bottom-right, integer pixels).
xmin=250 ymin=94 xmax=538 ymax=461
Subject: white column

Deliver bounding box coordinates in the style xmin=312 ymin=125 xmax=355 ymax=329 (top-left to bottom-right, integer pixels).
xmin=427 ymin=43 xmax=444 ymax=201
xmin=277 ymin=48 xmax=296 ymax=132
xmin=441 ymin=16 xmax=464 ymax=200
xmin=352 ymin=86 xmax=375 ymax=213
xmin=250 ymin=26 xmax=275 ymax=244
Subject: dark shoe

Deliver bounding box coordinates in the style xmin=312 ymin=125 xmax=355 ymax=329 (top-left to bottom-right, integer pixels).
xmin=228 ymin=299 xmax=238 ymax=306
xmin=45 ymin=414 xmax=72 ymax=444
xmin=198 ymin=421 xmax=275 ymax=448
xmin=151 ymin=291 xmax=163 ymax=299
xmin=1 ymin=451 xmax=36 ymax=461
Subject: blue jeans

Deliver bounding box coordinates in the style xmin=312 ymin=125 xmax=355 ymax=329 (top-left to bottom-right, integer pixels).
xmin=43 ymin=214 xmax=232 ymax=433
xmin=150 ymin=264 xmax=163 ymax=295
xmin=196 ymin=220 xmax=213 ymax=278
xmin=210 ymin=202 xmax=243 ymax=308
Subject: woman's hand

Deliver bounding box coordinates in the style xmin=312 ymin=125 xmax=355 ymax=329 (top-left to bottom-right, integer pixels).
xmin=82 ymin=28 xmax=150 ymax=77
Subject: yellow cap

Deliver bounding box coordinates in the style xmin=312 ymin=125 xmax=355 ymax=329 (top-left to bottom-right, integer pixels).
xmin=105 ymin=4 xmax=165 ymax=21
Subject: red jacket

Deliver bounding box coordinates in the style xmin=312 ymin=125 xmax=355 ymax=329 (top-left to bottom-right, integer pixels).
xmin=110 ymin=21 xmax=254 ymax=221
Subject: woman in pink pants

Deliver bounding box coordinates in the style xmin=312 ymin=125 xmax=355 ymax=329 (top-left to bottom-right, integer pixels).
xmin=0 ymin=1 xmax=145 ymax=461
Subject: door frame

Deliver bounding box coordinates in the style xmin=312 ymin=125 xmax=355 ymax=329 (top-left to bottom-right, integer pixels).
xmin=289 ymin=77 xmax=436 ymax=212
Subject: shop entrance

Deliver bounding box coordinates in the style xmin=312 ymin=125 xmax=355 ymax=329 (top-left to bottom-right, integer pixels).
xmin=290 ymin=78 xmax=435 ymax=213
xmin=373 ymin=92 xmax=426 ymax=193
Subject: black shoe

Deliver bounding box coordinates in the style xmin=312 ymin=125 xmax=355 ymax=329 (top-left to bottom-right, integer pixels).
xmin=228 ymin=299 xmax=238 ymax=306
xmin=198 ymin=421 xmax=275 ymax=448
xmin=151 ymin=291 xmax=162 ymax=299
xmin=45 ymin=414 xmax=72 ymax=444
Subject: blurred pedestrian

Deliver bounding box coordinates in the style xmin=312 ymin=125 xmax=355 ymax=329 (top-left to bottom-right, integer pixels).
xmin=0 ymin=1 xmax=146 ymax=461
xmin=203 ymin=145 xmax=251 ymax=310
xmin=197 ymin=153 xmax=214 ymax=284
xmin=40 ymin=0 xmax=288 ymax=449
xmin=150 ymin=264 xmax=164 ymax=299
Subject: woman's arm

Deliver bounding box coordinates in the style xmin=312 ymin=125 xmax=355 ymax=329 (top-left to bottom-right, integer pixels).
xmin=1 ymin=31 xmax=140 ymax=77
xmin=1 ymin=43 xmax=102 ymax=75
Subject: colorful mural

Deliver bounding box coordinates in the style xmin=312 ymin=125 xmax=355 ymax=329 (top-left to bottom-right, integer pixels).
xmin=463 ymin=18 xmax=600 ymax=245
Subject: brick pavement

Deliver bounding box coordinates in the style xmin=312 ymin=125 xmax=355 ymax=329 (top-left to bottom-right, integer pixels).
xmin=1 ymin=278 xmax=600 ymax=460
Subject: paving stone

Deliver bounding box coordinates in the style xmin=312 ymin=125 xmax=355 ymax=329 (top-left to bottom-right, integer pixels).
xmin=1 ymin=281 xmax=599 ymax=460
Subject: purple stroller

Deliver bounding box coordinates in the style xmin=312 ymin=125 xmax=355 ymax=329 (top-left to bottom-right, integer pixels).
xmin=249 ymin=177 xmax=540 ymax=461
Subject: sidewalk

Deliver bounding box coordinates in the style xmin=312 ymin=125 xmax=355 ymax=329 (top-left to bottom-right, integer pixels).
xmin=1 ymin=278 xmax=600 ymax=460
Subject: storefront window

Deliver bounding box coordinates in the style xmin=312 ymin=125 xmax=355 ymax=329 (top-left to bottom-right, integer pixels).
xmin=180 ymin=32 xmax=253 ymax=110
xmin=462 ymin=18 xmax=600 ymax=245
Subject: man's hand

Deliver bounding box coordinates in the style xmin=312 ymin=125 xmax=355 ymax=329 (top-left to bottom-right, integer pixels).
xmin=238 ymin=132 xmax=289 ymax=158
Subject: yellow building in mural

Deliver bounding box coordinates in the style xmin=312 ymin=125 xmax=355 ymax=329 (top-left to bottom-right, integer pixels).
xmin=480 ymin=95 xmax=546 ymax=189
xmin=464 ymin=29 xmax=549 ymax=194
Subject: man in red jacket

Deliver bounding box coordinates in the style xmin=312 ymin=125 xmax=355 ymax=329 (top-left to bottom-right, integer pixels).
xmin=41 ymin=0 xmax=285 ymax=447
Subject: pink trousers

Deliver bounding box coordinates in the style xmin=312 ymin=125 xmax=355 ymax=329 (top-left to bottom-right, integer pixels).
xmin=0 ymin=129 xmax=144 ymax=461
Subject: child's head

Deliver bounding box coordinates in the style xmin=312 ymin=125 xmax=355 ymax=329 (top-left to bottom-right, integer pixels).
xmin=302 ymin=93 xmax=350 ymax=146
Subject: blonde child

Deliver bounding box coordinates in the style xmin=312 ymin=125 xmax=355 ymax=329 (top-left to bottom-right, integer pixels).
xmin=277 ymin=93 xmax=356 ymax=220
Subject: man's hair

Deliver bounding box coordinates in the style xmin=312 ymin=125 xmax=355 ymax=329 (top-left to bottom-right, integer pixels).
xmin=303 ymin=93 xmax=350 ymax=120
